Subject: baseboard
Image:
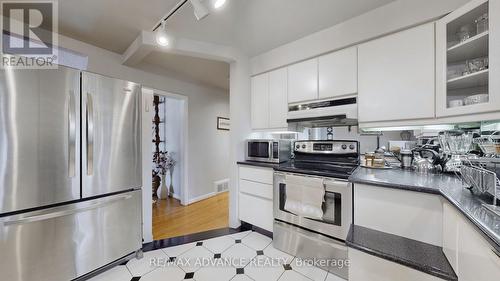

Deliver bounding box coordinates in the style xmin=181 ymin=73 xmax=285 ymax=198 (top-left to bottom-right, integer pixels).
xmin=143 ymin=227 xmax=244 ymax=252
xmin=187 ymin=192 xmax=217 ymax=204
xmin=240 ymin=221 xmax=273 ymax=239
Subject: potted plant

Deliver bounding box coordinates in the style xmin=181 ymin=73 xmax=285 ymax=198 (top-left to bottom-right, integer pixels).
xmin=153 ymin=151 xmax=176 ymax=199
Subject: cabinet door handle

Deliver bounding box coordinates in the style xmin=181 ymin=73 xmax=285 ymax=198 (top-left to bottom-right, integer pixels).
xmin=2 ymin=194 xmax=132 ymax=226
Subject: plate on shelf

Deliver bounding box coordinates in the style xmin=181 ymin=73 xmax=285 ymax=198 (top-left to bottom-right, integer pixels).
xmin=464 ymin=93 xmax=488 ymax=105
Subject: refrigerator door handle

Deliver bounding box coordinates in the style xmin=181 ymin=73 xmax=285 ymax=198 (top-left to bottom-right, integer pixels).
xmin=1 ymin=194 xmax=133 ymax=226
xmin=68 ymin=91 xmax=76 ymax=178
xmin=86 ymin=93 xmax=94 ymax=175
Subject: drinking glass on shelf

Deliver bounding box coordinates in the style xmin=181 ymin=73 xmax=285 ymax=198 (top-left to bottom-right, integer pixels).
xmin=466 ymin=57 xmax=488 ymax=73
xmin=475 ymin=13 xmax=488 ymax=34
xmin=456 ymin=24 xmax=475 ymax=42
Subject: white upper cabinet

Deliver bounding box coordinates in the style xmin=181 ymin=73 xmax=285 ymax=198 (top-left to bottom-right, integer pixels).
xmin=288 ymin=58 xmax=318 ymax=103
xmin=250 ymin=68 xmax=288 ymax=130
xmin=251 ymin=73 xmax=269 ymax=129
xmin=358 ymin=23 xmax=435 ymax=123
xmin=436 ymin=0 xmax=499 ymax=117
xmin=269 ymin=68 xmax=288 ymax=128
xmin=319 ymin=46 xmax=358 ymax=99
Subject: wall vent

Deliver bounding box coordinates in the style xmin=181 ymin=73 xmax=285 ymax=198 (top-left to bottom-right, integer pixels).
xmin=214 ymin=178 xmax=229 ymax=193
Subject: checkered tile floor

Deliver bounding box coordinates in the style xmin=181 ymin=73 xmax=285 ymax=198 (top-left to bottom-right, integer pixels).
xmin=89 ymin=231 xmax=346 ymax=281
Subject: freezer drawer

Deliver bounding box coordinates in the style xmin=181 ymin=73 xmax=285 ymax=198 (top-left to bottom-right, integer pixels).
xmin=0 ymin=190 xmax=142 ymax=281
xmin=0 ymin=66 xmax=81 ymax=214
xmin=82 ymin=72 xmax=142 ymax=197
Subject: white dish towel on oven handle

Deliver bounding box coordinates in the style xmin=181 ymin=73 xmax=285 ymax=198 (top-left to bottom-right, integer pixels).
xmin=284 ymin=174 xmax=325 ymax=220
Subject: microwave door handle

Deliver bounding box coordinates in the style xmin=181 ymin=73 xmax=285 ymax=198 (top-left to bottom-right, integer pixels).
xmin=269 ymin=142 xmax=273 ymax=161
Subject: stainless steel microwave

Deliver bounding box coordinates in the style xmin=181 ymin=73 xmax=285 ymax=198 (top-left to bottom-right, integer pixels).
xmin=245 ymin=139 xmax=292 ymax=163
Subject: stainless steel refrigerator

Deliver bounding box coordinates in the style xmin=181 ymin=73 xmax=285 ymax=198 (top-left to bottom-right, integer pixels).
xmin=0 ymin=66 xmax=142 ymax=281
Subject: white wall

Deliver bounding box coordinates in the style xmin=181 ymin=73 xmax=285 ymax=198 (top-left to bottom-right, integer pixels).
xmin=250 ymin=0 xmax=469 ymax=75
xmin=229 ymin=56 xmax=252 ymax=228
xmin=163 ymin=97 xmax=183 ymax=198
xmin=56 ymin=33 xmax=230 ymax=243
xmin=187 ymin=88 xmax=230 ymax=201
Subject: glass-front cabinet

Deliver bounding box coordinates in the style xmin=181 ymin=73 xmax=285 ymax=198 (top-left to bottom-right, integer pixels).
xmin=436 ymin=0 xmax=499 ymax=117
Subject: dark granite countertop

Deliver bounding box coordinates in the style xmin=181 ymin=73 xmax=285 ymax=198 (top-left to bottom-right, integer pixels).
xmin=346 ymin=225 xmax=457 ymax=281
xmin=349 ymin=167 xmax=500 ymax=254
xmin=237 ymin=160 xmax=281 ymax=169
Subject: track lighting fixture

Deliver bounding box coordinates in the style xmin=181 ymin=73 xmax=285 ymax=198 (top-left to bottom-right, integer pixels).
xmin=155 ymin=22 xmax=169 ymax=46
xmin=189 ymin=0 xmax=210 ymax=21
xmin=153 ymin=0 xmax=228 ymax=46
xmin=214 ymin=0 xmax=226 ymax=9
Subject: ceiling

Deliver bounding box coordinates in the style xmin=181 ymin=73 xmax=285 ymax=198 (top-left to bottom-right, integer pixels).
xmin=143 ymin=51 xmax=230 ymax=90
xmin=57 ymin=0 xmax=396 ymax=90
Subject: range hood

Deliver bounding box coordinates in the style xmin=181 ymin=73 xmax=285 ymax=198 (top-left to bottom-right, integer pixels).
xmin=287 ymin=97 xmax=358 ymax=129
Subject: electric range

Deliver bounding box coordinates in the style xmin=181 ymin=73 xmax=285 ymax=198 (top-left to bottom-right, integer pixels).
xmin=272 ymin=140 xmax=360 ymax=280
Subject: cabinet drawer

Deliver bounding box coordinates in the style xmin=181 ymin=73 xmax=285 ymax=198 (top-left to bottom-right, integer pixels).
xmin=239 ymin=179 xmax=273 ymax=200
xmin=349 ymin=248 xmax=443 ymax=281
xmin=239 ymin=193 xmax=273 ymax=232
xmin=0 ymin=191 xmax=142 ymax=281
xmin=239 ymin=166 xmax=274 ymax=185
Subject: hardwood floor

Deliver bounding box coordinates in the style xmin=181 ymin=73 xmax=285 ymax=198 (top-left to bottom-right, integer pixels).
xmin=152 ymin=192 xmax=229 ymax=240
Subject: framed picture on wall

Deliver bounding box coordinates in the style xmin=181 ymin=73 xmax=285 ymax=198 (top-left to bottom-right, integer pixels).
xmin=217 ymin=117 xmax=230 ymax=131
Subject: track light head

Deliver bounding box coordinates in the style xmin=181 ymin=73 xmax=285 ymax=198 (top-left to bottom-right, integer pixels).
xmin=189 ymin=0 xmax=209 ymax=21
xmin=214 ymin=0 xmax=226 ymax=9
xmin=155 ymin=22 xmax=169 ymax=46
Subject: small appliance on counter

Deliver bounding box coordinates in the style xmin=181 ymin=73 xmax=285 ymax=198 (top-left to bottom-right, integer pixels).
xmin=412 ymin=148 xmax=443 ymax=174
xmin=245 ymin=139 xmax=292 ymax=163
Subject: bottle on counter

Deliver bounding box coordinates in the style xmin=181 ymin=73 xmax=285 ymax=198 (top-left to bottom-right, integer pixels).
xmin=365 ymin=153 xmax=375 ymax=167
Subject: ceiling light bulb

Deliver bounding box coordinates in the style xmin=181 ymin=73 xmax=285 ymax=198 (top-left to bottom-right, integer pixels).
xmin=189 ymin=0 xmax=209 ymax=21
xmin=214 ymin=0 xmax=226 ymax=9
xmin=156 ymin=22 xmax=169 ymax=46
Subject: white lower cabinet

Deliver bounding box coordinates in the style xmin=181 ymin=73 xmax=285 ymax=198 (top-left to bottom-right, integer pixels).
xmin=238 ymin=166 xmax=274 ymax=232
xmin=348 ymin=248 xmax=444 ymax=281
xmin=353 ymin=183 xmax=443 ymax=246
xmin=239 ymin=192 xmax=273 ymax=232
xmin=443 ymin=201 xmax=500 ymax=281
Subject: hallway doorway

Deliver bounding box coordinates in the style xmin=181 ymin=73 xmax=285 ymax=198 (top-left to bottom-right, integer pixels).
xmin=142 ymin=87 xmax=229 ymax=242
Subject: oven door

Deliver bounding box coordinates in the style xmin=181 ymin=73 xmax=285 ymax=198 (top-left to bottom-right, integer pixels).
xmin=246 ymin=141 xmax=273 ymax=162
xmin=273 ymin=172 xmax=352 ymax=240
